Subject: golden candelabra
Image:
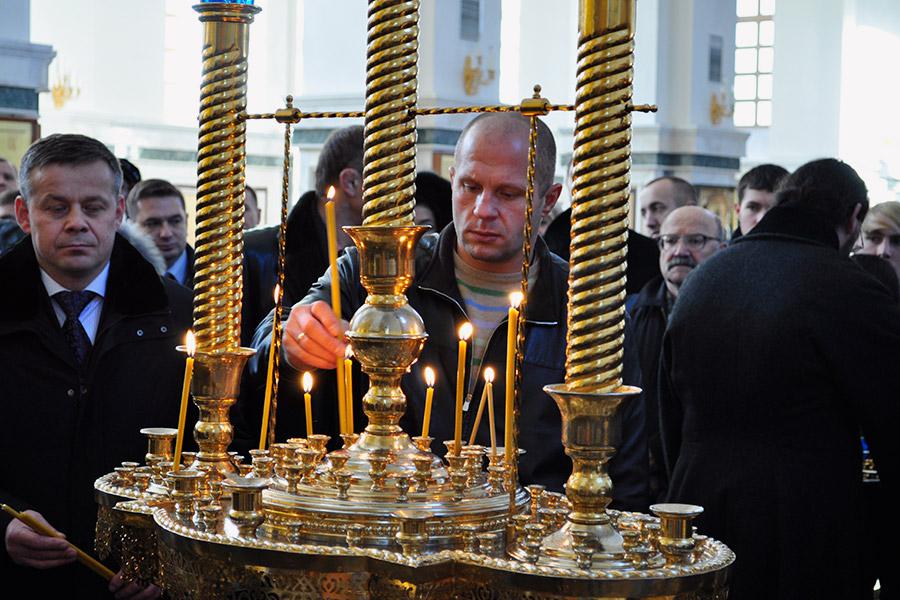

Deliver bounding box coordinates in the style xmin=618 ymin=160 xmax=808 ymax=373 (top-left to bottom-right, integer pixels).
xmin=93 ymin=1 xmax=733 ymax=598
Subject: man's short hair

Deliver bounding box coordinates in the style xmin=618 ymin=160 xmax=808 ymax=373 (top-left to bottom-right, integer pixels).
xmin=775 ymin=158 xmax=869 ymax=225
xmin=455 ymin=113 xmax=557 ymax=196
xmin=126 ymin=178 xmax=186 ymax=219
xmin=19 ymin=134 xmax=122 ymax=204
xmin=0 ymin=189 xmax=17 ymax=207
xmin=643 ymin=176 xmax=697 ymax=206
xmin=314 ymin=125 xmax=365 ymax=198
xmin=737 ymin=163 xmax=789 ymax=201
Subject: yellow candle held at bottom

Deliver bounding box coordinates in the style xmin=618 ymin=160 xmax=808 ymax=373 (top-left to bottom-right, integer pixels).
xmin=344 ymin=347 xmax=354 ymax=433
xmin=174 ymin=331 xmax=196 ymax=470
xmin=259 ymin=285 xmax=281 ymax=450
xmin=422 ymin=366 xmax=435 ymax=438
xmin=455 ymin=323 xmax=473 ymax=455
xmin=302 ymin=371 xmax=313 ymax=437
xmin=1 ymin=504 xmax=115 ymax=581
xmin=505 ymin=292 xmax=523 ymax=464
xmin=325 ymin=188 xmax=347 ymax=435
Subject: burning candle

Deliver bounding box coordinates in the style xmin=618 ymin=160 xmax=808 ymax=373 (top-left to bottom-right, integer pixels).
xmin=325 ymin=186 xmax=347 ymax=434
xmin=469 ymin=367 xmax=495 ymax=446
xmin=344 ymin=346 xmax=354 ymax=433
xmin=422 ymin=366 xmax=435 ymax=438
xmin=486 ymin=367 xmax=497 ymax=457
xmin=454 ymin=322 xmax=473 ymax=455
xmin=174 ymin=331 xmax=196 ymax=470
xmin=302 ymin=371 xmax=314 ymax=437
xmin=505 ymin=291 xmax=523 ymax=464
xmin=259 ymin=285 xmax=280 ymax=450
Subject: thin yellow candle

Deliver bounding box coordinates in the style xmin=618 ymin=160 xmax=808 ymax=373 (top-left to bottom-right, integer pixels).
xmin=505 ymin=291 xmax=523 ymax=464
xmin=325 ymin=186 xmax=347 ymax=434
xmin=259 ymin=285 xmax=280 ymax=450
xmin=344 ymin=346 xmax=354 ymax=433
xmin=422 ymin=366 xmax=435 ymax=438
xmin=454 ymin=322 xmax=473 ymax=455
xmin=1 ymin=503 xmax=115 ymax=581
xmin=486 ymin=369 xmax=497 ymax=457
xmin=174 ymin=330 xmax=196 ymax=471
xmin=469 ymin=367 xmax=495 ymax=446
xmin=302 ymin=371 xmax=314 ymax=437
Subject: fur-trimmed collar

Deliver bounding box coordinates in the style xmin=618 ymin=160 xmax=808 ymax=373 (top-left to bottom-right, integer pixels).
xmin=0 ymin=233 xmax=170 ymax=324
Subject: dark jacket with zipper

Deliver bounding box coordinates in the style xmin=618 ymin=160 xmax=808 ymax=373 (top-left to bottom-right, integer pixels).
xmin=252 ymin=224 xmax=649 ymax=510
xmin=0 ymin=235 xmax=193 ymax=593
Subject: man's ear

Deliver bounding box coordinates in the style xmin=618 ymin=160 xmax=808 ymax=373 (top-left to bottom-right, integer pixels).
xmin=338 ymin=168 xmax=361 ymax=197
xmin=14 ymin=196 xmax=31 ymax=234
xmin=115 ymin=196 xmax=126 ymax=227
xmin=844 ymin=203 xmax=863 ymax=237
xmin=540 ymin=183 xmax=563 ymax=218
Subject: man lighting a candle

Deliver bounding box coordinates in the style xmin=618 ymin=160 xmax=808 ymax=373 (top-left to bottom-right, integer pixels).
xmin=0 ymin=134 xmax=193 ymax=598
xmin=268 ymin=113 xmax=648 ymax=510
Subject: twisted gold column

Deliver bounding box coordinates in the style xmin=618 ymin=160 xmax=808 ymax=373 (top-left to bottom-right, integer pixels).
xmin=190 ymin=2 xmax=260 ymax=476
xmin=565 ymin=0 xmax=635 ymax=392
xmin=361 ymin=0 xmax=419 ymax=226
xmin=193 ymin=2 xmax=260 ymax=353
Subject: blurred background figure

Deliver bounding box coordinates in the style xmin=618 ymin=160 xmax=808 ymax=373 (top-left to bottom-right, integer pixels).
xmin=0 ymin=158 xmax=18 ymax=195
xmin=733 ymin=163 xmax=788 ymax=238
xmin=118 ymin=158 xmax=142 ymax=199
xmin=856 ymin=200 xmax=900 ymax=282
xmin=413 ymin=171 xmax=452 ymax=232
xmin=244 ymin=184 xmax=261 ymax=229
xmin=0 ymin=189 xmax=26 ymax=255
xmin=638 ymin=176 xmax=697 ymax=239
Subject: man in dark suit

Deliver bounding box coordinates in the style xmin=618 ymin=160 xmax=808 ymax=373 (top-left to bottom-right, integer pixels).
xmin=127 ymin=178 xmax=194 ymax=288
xmin=0 ymin=134 xmax=192 ymax=599
xmin=660 ymin=158 xmax=900 ymax=599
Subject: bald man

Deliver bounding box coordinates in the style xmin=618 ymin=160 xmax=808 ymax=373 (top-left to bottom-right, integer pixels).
xmin=638 ymin=176 xmax=697 ymax=239
xmin=252 ymin=112 xmax=649 ymax=509
xmin=629 ymin=206 xmax=726 ymax=501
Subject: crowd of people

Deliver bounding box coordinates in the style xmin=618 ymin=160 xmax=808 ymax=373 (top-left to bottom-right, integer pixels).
xmin=0 ymin=119 xmax=897 ymax=599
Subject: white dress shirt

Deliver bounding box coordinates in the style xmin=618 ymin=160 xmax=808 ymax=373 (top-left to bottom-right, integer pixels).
xmin=41 ymin=263 xmax=110 ymax=344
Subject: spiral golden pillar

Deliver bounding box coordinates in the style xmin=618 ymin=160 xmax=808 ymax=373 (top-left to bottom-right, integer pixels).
xmin=94 ymin=1 xmax=733 ymax=598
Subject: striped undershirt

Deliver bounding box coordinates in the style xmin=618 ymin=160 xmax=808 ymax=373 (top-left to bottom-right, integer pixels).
xmin=453 ymin=251 xmax=538 ymax=394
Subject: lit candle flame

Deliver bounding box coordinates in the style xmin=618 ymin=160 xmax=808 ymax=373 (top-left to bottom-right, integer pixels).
xmin=459 ymin=322 xmax=473 ymax=341
xmin=302 ymin=371 xmax=313 ymax=393
xmin=509 ymin=291 xmax=524 ymax=309
xmin=273 ymin=284 xmax=280 ymax=303
xmin=484 ymin=367 xmax=495 ymax=383
xmin=326 ymin=186 xmax=336 ymax=200
xmin=185 ymin=330 xmax=196 ymax=357
xmin=425 ymin=366 xmax=435 ymax=388
xmin=345 ymin=345 xmax=353 ymax=360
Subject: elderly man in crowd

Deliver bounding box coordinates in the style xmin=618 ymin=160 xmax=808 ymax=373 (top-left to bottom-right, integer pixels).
xmin=629 ymin=206 xmax=725 ymax=502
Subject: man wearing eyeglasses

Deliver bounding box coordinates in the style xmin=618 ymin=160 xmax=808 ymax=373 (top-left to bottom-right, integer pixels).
xmin=629 ymin=206 xmax=725 ymax=502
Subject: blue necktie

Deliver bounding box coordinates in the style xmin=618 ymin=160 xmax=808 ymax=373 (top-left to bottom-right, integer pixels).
xmin=54 ymin=290 xmax=95 ymax=368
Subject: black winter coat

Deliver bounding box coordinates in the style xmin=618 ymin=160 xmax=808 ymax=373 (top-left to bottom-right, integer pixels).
xmin=660 ymin=205 xmax=900 ymax=600
xmin=628 ymin=276 xmax=669 ymax=503
xmin=0 ymin=235 xmax=193 ymax=594
xmin=253 ymin=225 xmax=650 ymax=510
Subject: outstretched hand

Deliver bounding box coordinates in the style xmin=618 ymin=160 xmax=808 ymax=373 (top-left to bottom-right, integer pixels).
xmin=282 ymin=300 xmax=348 ymax=371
